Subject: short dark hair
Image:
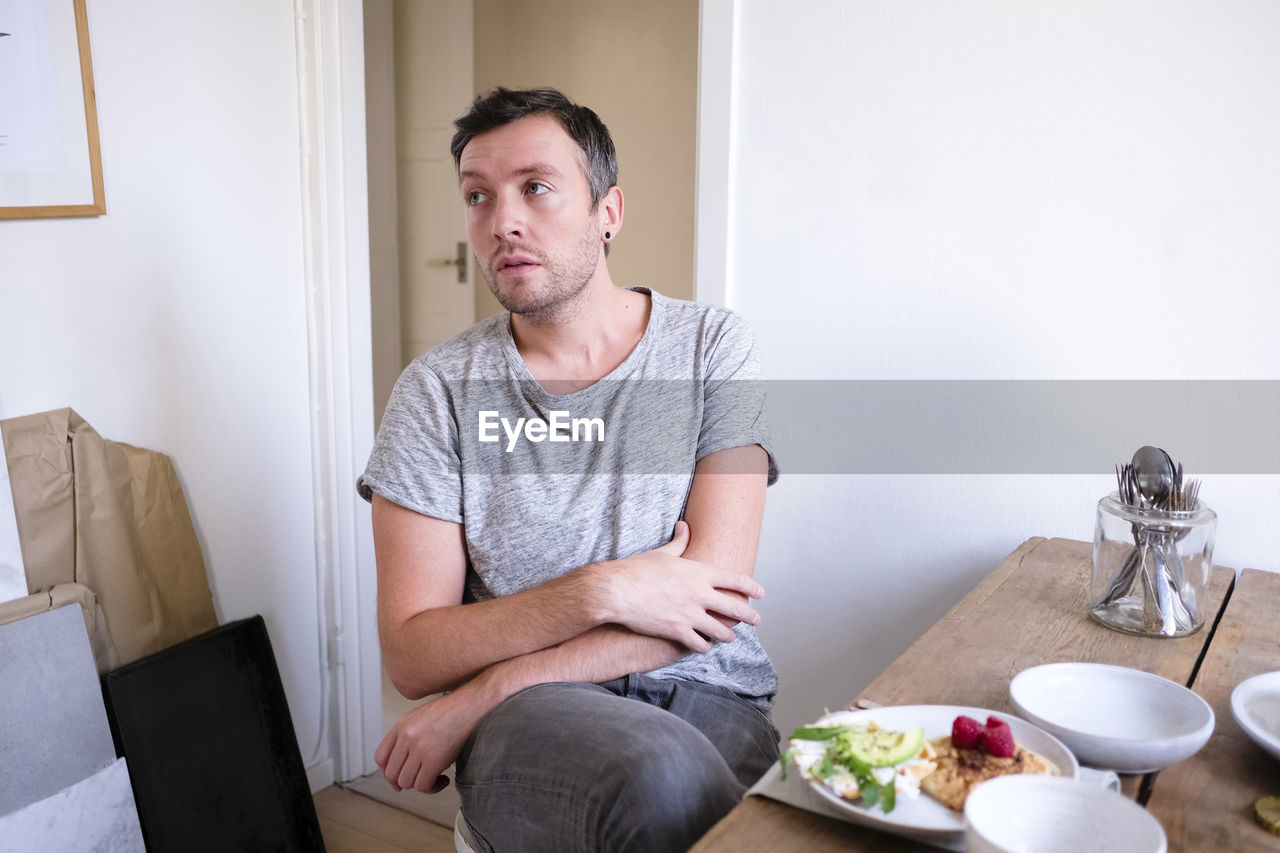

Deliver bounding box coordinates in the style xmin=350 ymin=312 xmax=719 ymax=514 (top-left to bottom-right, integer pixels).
xmin=450 ymin=87 xmax=618 ymax=208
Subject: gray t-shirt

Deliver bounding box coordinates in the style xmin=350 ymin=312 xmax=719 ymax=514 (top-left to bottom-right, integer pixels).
xmin=358 ymin=288 xmax=779 ymax=702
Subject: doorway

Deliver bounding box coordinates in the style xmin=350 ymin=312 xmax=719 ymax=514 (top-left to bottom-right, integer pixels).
xmin=354 ymin=0 xmax=701 ymax=827
xmin=368 ymin=0 xmax=477 ymax=428
xmin=354 ymin=0 xmax=474 ymax=827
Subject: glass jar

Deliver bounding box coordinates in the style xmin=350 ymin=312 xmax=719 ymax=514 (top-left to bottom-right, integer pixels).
xmin=1089 ymin=493 xmax=1216 ymax=638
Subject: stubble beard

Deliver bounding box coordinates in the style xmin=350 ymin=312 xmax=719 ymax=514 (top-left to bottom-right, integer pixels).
xmin=481 ymin=220 xmax=602 ymax=325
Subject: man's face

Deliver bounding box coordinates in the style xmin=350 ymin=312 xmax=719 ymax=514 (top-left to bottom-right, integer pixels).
xmin=458 ymin=115 xmax=604 ymax=319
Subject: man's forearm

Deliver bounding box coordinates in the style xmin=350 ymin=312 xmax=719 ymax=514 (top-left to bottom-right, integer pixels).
xmin=384 ymin=566 xmax=617 ymax=699
xmin=465 ymin=623 xmax=690 ymax=713
xmin=373 ymin=623 xmax=695 ymax=795
xmin=384 ymin=528 xmax=760 ymax=699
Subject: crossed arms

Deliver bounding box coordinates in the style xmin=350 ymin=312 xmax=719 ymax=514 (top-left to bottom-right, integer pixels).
xmin=372 ymin=444 xmax=771 ymax=793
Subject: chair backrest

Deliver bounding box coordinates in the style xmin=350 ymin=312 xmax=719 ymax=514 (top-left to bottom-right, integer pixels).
xmin=454 ymin=811 xmax=480 ymax=853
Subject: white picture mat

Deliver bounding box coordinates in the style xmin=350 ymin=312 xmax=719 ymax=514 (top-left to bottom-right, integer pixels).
xmin=0 ymin=758 xmax=145 ymax=853
xmin=0 ymin=0 xmax=96 ymax=208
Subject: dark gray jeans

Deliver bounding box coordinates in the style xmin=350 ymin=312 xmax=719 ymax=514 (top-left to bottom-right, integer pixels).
xmin=455 ymin=674 xmax=780 ymax=853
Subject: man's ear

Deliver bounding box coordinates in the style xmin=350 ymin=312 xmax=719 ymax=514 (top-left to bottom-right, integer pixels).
xmin=600 ymin=185 xmax=624 ymax=243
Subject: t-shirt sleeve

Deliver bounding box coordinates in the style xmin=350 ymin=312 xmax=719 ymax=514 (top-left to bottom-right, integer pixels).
xmin=696 ymin=311 xmax=780 ymax=485
xmin=356 ymin=361 xmax=465 ymax=523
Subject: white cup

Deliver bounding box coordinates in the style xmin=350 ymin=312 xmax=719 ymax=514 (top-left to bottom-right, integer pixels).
xmin=964 ymin=775 xmax=1166 ymax=853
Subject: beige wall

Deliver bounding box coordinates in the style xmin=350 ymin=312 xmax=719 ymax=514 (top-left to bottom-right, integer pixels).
xmin=472 ymin=0 xmax=698 ymax=318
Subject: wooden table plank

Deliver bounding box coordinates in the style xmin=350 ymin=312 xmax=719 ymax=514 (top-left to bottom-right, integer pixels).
xmin=693 ymin=797 xmax=924 ymax=853
xmin=1146 ymin=569 xmax=1280 ymax=852
xmin=692 ymin=537 xmax=1237 ymax=853
xmin=855 ymin=537 xmax=1235 ymax=802
xmin=858 ymin=538 xmax=1233 ymax=712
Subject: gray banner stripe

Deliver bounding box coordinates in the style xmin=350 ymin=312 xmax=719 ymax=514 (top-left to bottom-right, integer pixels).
xmin=767 ymin=380 xmax=1279 ymax=474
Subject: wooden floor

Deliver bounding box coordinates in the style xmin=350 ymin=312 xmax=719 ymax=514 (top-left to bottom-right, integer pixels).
xmin=314 ymin=785 xmax=456 ymax=853
xmin=314 ymin=666 xmax=458 ymax=851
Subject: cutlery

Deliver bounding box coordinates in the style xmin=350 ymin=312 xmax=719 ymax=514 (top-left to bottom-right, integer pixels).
xmin=1094 ymin=447 xmax=1202 ymax=635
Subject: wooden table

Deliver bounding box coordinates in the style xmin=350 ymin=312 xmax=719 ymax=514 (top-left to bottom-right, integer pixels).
xmin=692 ymin=537 xmax=1279 ymax=852
xmin=1146 ymin=568 xmax=1280 ymax=851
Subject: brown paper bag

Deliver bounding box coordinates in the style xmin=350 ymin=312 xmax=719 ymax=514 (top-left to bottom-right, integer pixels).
xmin=0 ymin=408 xmax=218 ymax=671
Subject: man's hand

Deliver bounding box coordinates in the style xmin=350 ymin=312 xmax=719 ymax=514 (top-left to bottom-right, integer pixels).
xmin=374 ymin=682 xmax=494 ymax=794
xmin=372 ymin=617 xmax=705 ymax=795
xmin=589 ymin=520 xmax=765 ymax=653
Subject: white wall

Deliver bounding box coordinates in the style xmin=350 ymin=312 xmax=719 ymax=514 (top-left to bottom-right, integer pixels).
xmin=725 ymin=1 xmax=1280 ymax=737
xmin=8 ymin=0 xmax=1275 ymax=792
xmin=0 ymin=2 xmax=333 ymax=784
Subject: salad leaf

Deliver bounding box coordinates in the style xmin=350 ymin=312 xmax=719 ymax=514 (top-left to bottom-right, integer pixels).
xmin=778 ymin=747 xmax=797 ymax=780
xmin=789 ymin=724 xmax=859 ymax=741
xmin=881 ymin=778 xmax=896 ymax=812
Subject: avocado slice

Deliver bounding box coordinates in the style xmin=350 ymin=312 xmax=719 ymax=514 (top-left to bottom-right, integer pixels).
xmin=837 ymin=726 xmax=925 ymax=768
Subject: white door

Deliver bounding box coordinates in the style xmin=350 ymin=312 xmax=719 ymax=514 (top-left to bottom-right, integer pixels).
xmin=394 ymin=0 xmax=476 ymax=368
xmin=353 ymin=0 xmax=704 ymax=799
xmin=368 ymin=0 xmax=475 ymax=426
xmin=358 ymin=0 xmax=474 ymax=811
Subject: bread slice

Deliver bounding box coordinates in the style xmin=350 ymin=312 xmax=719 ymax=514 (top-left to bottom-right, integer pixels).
xmin=920 ymin=736 xmax=1061 ymax=811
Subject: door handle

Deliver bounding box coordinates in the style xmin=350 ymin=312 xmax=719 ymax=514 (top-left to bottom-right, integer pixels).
xmin=427 ymin=241 xmax=468 ymax=283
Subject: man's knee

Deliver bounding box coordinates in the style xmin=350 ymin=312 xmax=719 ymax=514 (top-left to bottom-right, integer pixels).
xmin=600 ymin=732 xmax=743 ymax=852
xmin=457 ymin=683 xmax=745 ymax=853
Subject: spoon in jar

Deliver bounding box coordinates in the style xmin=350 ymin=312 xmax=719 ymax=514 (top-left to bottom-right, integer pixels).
xmin=1132 ymin=446 xmax=1194 ymax=633
xmin=1133 ymin=445 xmax=1174 ymax=509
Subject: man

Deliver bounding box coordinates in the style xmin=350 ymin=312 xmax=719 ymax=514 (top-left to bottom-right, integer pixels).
xmin=358 ymin=87 xmax=779 ymax=852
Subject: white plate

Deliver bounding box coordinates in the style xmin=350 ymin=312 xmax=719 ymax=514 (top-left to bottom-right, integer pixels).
xmin=1231 ymin=671 xmax=1280 ymax=763
xmin=797 ymin=705 xmax=1079 ymax=840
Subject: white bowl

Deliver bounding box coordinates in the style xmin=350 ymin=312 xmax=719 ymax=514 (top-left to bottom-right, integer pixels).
xmin=965 ymin=775 xmax=1166 ymax=853
xmin=1009 ymin=662 xmax=1214 ymax=773
xmin=1231 ymin=671 xmax=1280 ymax=762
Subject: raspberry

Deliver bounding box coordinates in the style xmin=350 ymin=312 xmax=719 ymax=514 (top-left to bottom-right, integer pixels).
xmin=951 ymin=715 xmax=984 ymax=749
xmin=980 ymin=719 xmax=1017 ymax=758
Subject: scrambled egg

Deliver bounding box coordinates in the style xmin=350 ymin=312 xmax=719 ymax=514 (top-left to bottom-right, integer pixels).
xmin=789 ymin=711 xmax=938 ymax=803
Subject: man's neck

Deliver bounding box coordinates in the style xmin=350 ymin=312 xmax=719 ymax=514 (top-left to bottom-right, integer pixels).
xmin=511 ymin=280 xmax=651 ymax=393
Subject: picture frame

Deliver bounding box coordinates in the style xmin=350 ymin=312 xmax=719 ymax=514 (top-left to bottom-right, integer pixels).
xmin=0 ymin=0 xmax=105 ymax=219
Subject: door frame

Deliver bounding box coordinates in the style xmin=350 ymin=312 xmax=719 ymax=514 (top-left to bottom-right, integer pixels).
xmin=309 ymin=0 xmax=739 ymax=783
xmin=694 ymin=0 xmax=736 ymax=305
xmin=296 ymin=0 xmax=382 ymax=784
